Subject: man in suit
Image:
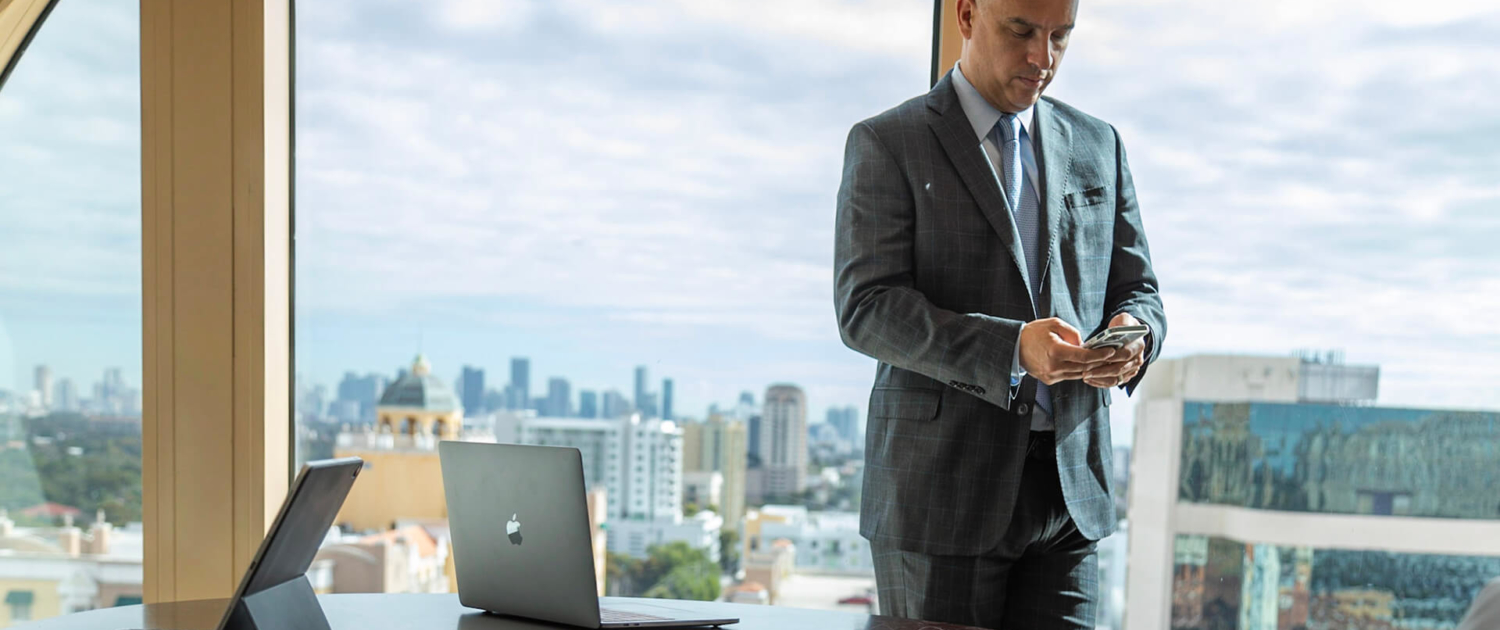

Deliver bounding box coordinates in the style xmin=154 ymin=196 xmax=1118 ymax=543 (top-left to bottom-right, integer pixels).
xmin=833 ymin=0 xmax=1166 ymax=626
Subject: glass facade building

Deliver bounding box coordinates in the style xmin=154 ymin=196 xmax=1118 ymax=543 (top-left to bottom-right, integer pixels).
xmin=1171 ymin=401 xmax=1500 ymax=629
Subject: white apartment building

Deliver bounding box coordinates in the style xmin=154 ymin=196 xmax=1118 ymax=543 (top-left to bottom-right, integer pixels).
xmin=516 ymin=414 xmax=718 ymax=559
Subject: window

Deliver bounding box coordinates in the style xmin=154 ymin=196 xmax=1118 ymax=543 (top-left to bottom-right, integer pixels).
xmin=293 ymin=0 xmax=925 ymax=600
xmin=1092 ymin=3 xmax=1500 ymax=630
xmin=0 ymin=0 xmax=143 ymax=623
xmin=6 ymin=590 xmax=33 ymax=622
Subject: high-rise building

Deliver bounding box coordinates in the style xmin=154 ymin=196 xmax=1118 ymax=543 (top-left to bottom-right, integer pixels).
xmin=337 ymin=372 xmax=388 ymax=423
xmin=578 ymin=390 xmax=599 ymax=419
xmin=681 ymin=415 xmax=749 ymax=528
xmin=460 ymin=366 xmax=485 ymax=415
xmin=661 ymin=378 xmax=674 ymax=421
xmin=509 ymin=358 xmax=530 ymax=410
xmin=633 ymin=366 xmax=654 ymax=418
xmin=482 ymin=388 xmax=506 ymax=413
xmin=522 ymin=414 xmax=720 ymax=560
xmin=1125 ymin=354 xmax=1500 ymax=630
xmin=602 ymin=390 xmax=630 ymax=419
xmin=546 ymin=377 xmax=572 ymax=417
xmin=746 ymin=414 xmax=762 ymax=467
xmin=54 ymin=378 xmax=78 ymax=413
xmin=825 ymin=406 xmax=859 ymax=444
xmin=638 ymin=393 xmax=658 ymax=420
xmin=298 ymin=383 xmax=328 ymax=421
xmin=761 ymin=385 xmax=808 ymax=498
xmin=34 ymin=365 xmax=53 ymax=410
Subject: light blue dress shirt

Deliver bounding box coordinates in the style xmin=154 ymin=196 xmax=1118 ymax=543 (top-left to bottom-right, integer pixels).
xmin=951 ymin=62 xmax=1045 ymax=417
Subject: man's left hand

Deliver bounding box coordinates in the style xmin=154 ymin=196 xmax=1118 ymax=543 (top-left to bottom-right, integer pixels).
xmin=1083 ymin=312 xmax=1148 ymax=389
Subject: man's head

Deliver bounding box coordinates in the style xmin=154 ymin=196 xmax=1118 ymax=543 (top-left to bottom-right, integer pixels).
xmin=957 ymin=0 xmax=1077 ymax=113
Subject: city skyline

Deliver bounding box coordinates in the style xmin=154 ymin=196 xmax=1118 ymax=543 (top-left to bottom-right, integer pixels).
xmin=6 ymin=0 xmax=1500 ymax=444
xmin=295 ymin=355 xmax=860 ymax=428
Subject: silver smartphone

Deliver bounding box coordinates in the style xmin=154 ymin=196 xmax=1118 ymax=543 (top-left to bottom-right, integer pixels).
xmin=1084 ymin=324 xmax=1149 ymax=349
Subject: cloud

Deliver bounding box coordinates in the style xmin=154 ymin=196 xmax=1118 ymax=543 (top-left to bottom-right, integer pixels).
xmin=1052 ymin=1 xmax=1500 ymax=411
xmin=4 ymin=0 xmax=1500 ymax=417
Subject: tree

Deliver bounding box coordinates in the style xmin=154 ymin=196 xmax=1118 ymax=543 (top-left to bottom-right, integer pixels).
xmin=609 ymin=542 xmax=722 ymax=601
xmin=605 ymin=551 xmax=640 ymax=597
xmin=718 ymin=529 xmax=740 ymax=575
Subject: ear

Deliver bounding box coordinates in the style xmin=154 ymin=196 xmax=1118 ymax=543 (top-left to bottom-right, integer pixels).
xmin=957 ymin=0 xmax=977 ymax=40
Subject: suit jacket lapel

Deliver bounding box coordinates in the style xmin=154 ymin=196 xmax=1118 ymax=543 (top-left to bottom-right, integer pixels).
xmin=1034 ymin=97 xmax=1073 ymax=319
xmin=927 ymin=73 xmax=1030 ymax=299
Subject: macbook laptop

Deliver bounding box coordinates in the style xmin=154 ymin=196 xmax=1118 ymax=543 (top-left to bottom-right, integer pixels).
xmin=439 ymin=441 xmax=738 ymax=629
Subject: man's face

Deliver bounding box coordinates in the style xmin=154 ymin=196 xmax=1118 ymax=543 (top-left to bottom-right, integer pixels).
xmin=958 ymin=0 xmax=1076 ymax=113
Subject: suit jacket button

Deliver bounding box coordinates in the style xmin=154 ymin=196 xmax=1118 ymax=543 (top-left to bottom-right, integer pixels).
xmin=1016 ymin=402 xmax=1031 ymax=416
xmin=974 ymin=387 xmax=986 ymax=395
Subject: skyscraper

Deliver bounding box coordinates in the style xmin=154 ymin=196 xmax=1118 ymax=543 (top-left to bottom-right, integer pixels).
xmin=681 ymin=415 xmax=749 ymax=527
xmin=460 ymin=365 xmax=485 ymax=414
xmin=337 ymin=372 xmax=388 ymax=423
xmin=510 ymin=357 xmax=530 ymax=410
xmin=661 ymin=378 xmax=674 ymax=421
xmin=34 ymin=365 xmax=53 ymax=409
xmin=746 ymin=414 xmax=762 ymax=467
xmin=546 ymin=377 xmax=572 ymax=417
xmin=634 ymin=366 xmax=653 ymax=418
xmin=602 ymin=390 xmax=630 ymax=420
xmin=761 ymin=384 xmax=808 ymax=498
xmin=55 ymin=378 xmax=78 ymax=413
xmin=826 ymin=406 xmax=859 ymax=443
xmin=578 ymin=390 xmax=599 ymax=419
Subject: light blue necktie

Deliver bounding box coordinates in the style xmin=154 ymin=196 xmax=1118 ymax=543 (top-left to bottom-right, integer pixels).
xmin=995 ymin=113 xmax=1053 ymax=422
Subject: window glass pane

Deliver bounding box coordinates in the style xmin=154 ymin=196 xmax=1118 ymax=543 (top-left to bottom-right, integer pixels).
xmin=294 ymin=0 xmax=927 ymax=604
xmin=0 ymin=0 xmax=143 ymax=623
xmin=1057 ymin=3 xmax=1500 ymax=630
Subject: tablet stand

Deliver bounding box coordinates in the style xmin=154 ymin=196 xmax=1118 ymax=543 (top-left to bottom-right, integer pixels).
xmin=221 ymin=575 xmax=331 ymax=630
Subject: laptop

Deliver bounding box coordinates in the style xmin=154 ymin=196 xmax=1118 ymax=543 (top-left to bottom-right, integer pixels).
xmin=439 ymin=441 xmax=738 ymax=629
xmin=213 ymin=457 xmax=364 ymax=630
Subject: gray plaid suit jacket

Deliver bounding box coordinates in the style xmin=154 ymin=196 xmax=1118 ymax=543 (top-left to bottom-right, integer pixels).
xmin=835 ymin=71 xmax=1166 ymax=555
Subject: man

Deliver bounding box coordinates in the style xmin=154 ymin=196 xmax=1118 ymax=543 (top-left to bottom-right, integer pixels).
xmin=833 ymin=0 xmax=1165 ymax=626
xmin=1460 ymin=577 xmax=1500 ymax=630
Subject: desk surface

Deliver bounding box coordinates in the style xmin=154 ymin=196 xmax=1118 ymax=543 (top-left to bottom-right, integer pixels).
xmin=15 ymin=594 xmax=985 ymax=630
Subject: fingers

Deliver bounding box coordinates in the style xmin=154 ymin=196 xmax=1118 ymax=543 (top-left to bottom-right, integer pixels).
xmin=1043 ymin=318 xmax=1084 ymax=345
xmin=1083 ymin=356 xmax=1144 ymax=382
xmin=1052 ymin=342 xmax=1115 ymax=366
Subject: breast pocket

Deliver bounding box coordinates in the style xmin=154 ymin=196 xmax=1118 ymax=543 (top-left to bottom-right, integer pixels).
xmin=1063 ymin=185 xmax=1110 ymax=210
xmin=1062 ymin=185 xmax=1115 ymax=251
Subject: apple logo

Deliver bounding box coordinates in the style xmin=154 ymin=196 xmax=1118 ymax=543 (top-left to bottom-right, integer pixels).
xmin=507 ymin=513 xmax=523 ymax=545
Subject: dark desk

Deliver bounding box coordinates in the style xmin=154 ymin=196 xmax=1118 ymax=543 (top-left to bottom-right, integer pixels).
xmin=14 ymin=594 xmax=986 ymax=630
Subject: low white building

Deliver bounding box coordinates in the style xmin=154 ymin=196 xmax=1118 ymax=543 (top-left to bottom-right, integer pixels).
xmin=0 ymin=512 xmax=144 ymax=625
xmin=681 ymin=471 xmax=722 ymax=512
xmin=607 ymin=511 xmax=723 ymax=562
xmin=746 ymin=506 xmax=871 ymax=574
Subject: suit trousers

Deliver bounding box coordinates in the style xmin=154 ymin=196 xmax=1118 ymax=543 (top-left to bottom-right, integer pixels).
xmin=871 ymin=431 xmax=1099 ymax=629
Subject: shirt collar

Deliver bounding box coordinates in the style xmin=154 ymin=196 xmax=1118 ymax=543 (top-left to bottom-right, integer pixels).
xmin=952 ymin=61 xmax=1034 ymax=141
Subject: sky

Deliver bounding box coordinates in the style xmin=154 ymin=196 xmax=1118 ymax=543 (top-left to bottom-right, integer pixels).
xmin=2 ymin=0 xmax=1498 ymax=444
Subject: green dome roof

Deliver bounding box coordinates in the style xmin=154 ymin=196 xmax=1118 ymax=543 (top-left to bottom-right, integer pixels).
xmin=378 ymin=355 xmax=460 ymax=412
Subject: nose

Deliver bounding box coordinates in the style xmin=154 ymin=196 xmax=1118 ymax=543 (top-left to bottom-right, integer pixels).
xmin=1027 ymin=36 xmax=1054 ymax=72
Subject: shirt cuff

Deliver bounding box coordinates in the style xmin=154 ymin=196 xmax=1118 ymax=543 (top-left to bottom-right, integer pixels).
xmin=1010 ymin=321 xmax=1027 ymax=389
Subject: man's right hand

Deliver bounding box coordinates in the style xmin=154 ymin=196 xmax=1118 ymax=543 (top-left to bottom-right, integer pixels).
xmin=1019 ymin=318 xmax=1116 ymax=385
